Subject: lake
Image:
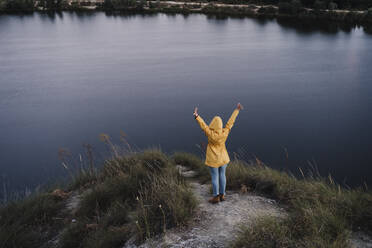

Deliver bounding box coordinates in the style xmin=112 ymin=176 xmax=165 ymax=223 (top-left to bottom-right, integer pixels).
xmin=1 ymin=12 xmax=372 ymax=200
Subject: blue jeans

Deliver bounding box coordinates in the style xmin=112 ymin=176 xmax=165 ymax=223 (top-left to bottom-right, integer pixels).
xmin=209 ymin=164 xmax=227 ymax=197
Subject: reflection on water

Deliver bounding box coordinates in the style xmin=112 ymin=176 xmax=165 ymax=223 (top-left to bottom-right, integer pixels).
xmin=0 ymin=12 xmax=372 ymax=201
xmin=276 ymin=18 xmax=355 ymax=34
xmin=9 ymin=11 xmax=371 ymax=35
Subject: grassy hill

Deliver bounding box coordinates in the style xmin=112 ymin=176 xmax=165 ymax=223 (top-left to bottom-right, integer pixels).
xmin=1 ymin=149 xmax=371 ymax=248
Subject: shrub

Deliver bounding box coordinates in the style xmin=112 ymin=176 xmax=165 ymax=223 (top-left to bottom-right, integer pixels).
xmin=76 ymin=175 xmax=133 ymax=219
xmin=0 ymin=193 xmax=65 ymax=248
xmin=101 ymin=201 xmax=131 ymax=227
xmin=84 ymin=226 xmax=132 ymax=248
xmin=137 ymin=149 xmax=170 ymax=171
xmin=328 ymin=1 xmax=337 ymax=10
xmin=102 ymin=149 xmax=170 ymax=177
xmin=232 ymin=216 xmax=294 ymax=248
xmin=227 ymin=160 xmax=372 ymax=247
xmin=314 ymin=0 xmax=326 ymax=10
xmin=136 ymin=173 xmax=197 ymax=241
xmin=262 ymin=5 xmax=278 ymax=14
xmin=232 ymin=210 xmax=349 ymax=248
xmin=59 ymin=186 xmax=133 ymax=248
xmin=278 ymin=0 xmax=302 ymax=15
xmin=59 ymin=150 xmax=197 ymax=247
xmin=103 ymin=0 xmax=144 ymax=10
xmin=0 ymin=0 xmax=6 ymax=10
xmin=1 ymin=150 xmax=197 ymax=248
xmin=59 ymin=222 xmax=90 ymax=248
xmin=5 ymin=0 xmax=34 ymax=10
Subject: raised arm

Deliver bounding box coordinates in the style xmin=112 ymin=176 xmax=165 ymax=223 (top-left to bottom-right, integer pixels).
xmin=193 ymin=107 xmax=211 ymax=137
xmin=225 ymin=103 xmax=243 ymax=131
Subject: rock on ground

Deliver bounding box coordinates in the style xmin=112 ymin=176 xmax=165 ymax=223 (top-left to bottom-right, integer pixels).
xmin=350 ymin=232 xmax=372 ymax=248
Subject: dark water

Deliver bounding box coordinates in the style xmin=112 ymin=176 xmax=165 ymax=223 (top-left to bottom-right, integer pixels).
xmin=1 ymin=12 xmax=372 ymax=198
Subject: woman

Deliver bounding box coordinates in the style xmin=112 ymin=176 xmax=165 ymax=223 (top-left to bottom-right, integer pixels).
xmin=193 ymin=103 xmax=243 ymax=204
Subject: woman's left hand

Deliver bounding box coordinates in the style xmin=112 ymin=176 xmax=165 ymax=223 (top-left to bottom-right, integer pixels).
xmin=237 ymin=103 xmax=244 ymax=110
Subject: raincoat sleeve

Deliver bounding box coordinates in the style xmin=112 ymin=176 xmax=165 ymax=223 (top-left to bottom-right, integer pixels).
xmin=195 ymin=115 xmax=211 ymax=137
xmin=225 ymin=109 xmax=240 ymax=131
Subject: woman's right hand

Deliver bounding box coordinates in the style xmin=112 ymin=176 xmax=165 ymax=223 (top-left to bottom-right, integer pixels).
xmin=193 ymin=107 xmax=198 ymax=118
xmin=237 ymin=103 xmax=244 ymax=110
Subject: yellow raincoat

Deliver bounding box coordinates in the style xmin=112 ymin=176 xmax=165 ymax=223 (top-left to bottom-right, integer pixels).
xmin=195 ymin=109 xmax=240 ymax=167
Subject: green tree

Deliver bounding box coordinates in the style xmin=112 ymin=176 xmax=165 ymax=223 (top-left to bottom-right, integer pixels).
xmin=328 ymin=1 xmax=337 ymax=9
xmin=278 ymin=0 xmax=302 ymax=14
xmin=6 ymin=0 xmax=35 ymax=10
xmin=314 ymin=0 xmax=326 ymax=9
xmin=0 ymin=0 xmax=6 ymax=10
xmin=104 ymin=0 xmax=146 ymax=9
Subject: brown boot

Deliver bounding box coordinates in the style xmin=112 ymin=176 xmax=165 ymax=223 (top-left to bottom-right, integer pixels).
xmin=219 ymin=194 xmax=225 ymax=202
xmin=208 ymin=195 xmax=220 ymax=204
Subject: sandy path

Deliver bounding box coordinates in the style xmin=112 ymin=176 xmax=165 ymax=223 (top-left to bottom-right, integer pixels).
xmin=124 ymin=166 xmax=285 ymax=248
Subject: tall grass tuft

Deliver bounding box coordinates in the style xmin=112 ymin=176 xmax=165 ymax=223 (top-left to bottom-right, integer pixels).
xmin=1 ymin=148 xmax=197 ymax=248
xmin=57 ymin=149 xmax=197 ymax=247
xmin=136 ymin=172 xmax=197 ymax=241
xmin=226 ymin=160 xmax=372 ymax=248
xmin=0 ymin=193 xmax=66 ymax=248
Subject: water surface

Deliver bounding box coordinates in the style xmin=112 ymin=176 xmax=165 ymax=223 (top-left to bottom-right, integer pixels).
xmin=1 ymin=12 xmax=372 ymax=199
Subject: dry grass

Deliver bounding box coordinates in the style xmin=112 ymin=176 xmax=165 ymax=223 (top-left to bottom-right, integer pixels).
xmin=226 ymin=161 xmax=372 ymax=248
xmin=2 ymin=150 xmax=371 ymax=248
xmin=173 ymin=153 xmax=372 ymax=248
xmin=58 ymin=149 xmax=197 ymax=247
xmin=0 ymin=149 xmax=197 ymax=248
xmin=0 ymin=193 xmax=66 ymax=248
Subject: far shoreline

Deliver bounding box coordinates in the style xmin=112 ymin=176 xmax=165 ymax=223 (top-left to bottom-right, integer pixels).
xmin=1 ymin=1 xmax=372 ymax=31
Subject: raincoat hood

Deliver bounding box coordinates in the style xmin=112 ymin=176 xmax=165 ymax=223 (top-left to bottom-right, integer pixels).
xmin=209 ymin=116 xmax=223 ymax=132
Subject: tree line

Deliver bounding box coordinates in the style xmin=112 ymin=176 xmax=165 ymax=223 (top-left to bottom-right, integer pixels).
xmin=0 ymin=0 xmax=147 ymax=11
xmin=0 ymin=0 xmax=371 ymax=12
xmin=0 ymin=0 xmax=70 ymax=11
xmin=205 ymin=0 xmax=371 ymax=10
